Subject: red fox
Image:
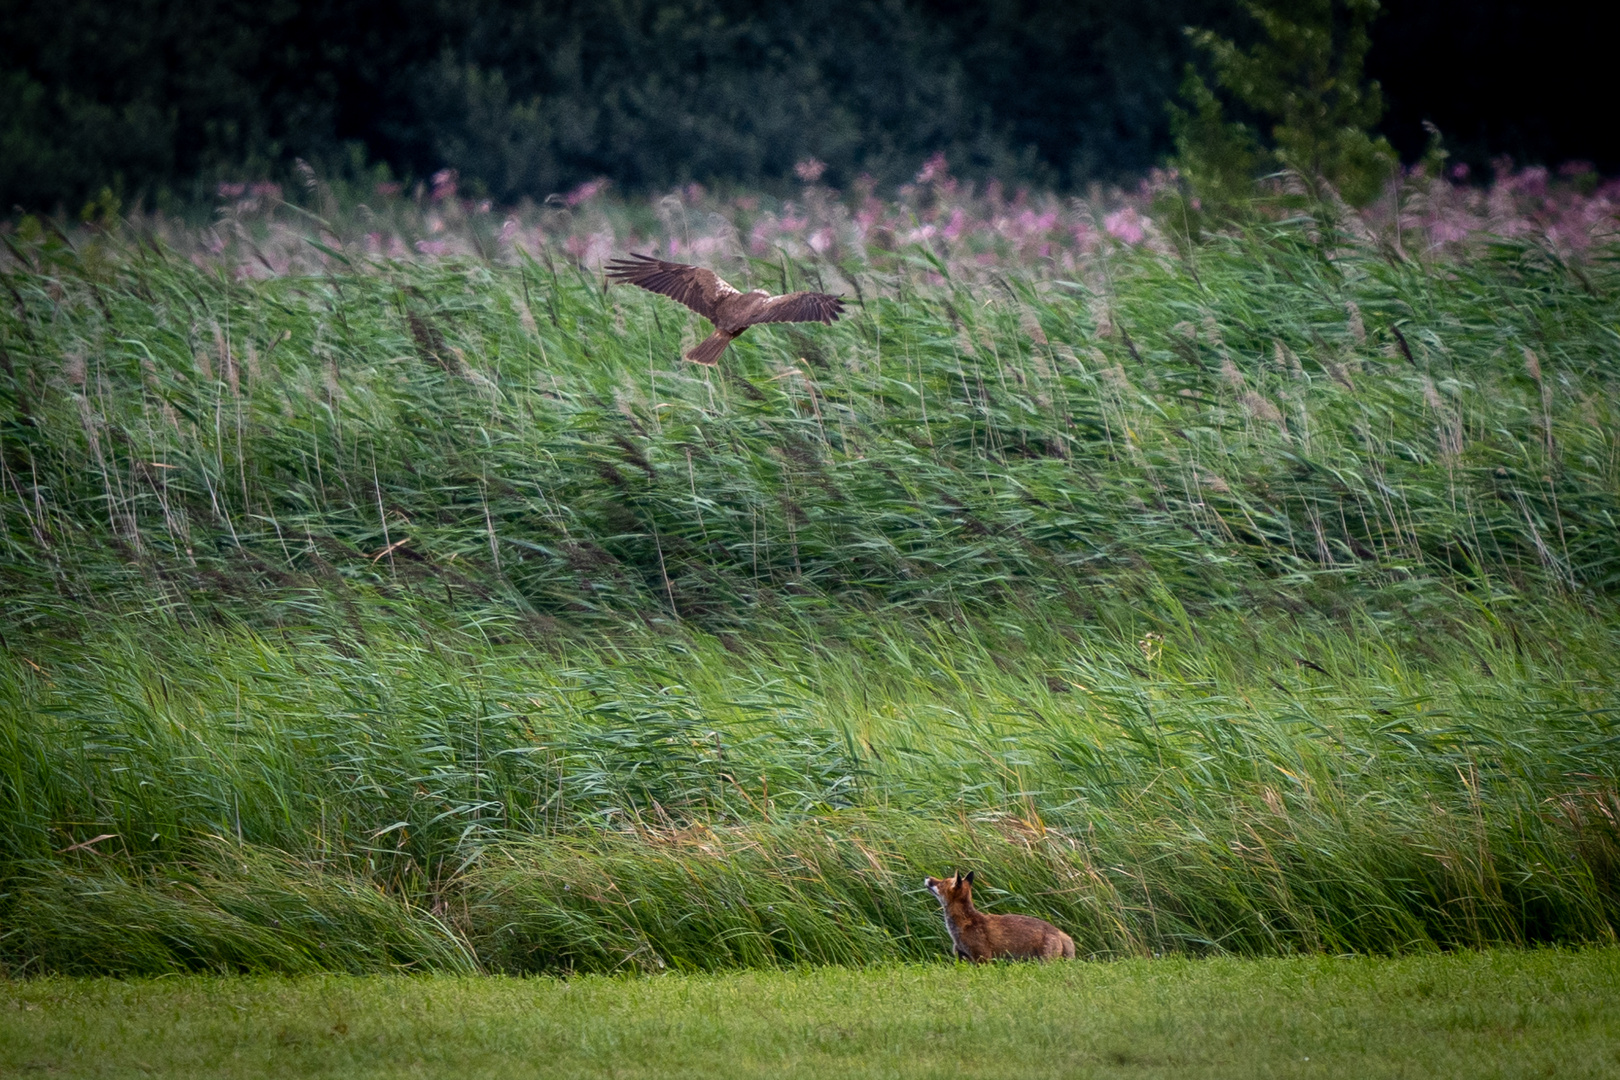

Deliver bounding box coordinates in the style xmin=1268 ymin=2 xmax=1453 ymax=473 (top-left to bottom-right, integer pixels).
xmin=925 ymin=870 xmax=1075 ymax=962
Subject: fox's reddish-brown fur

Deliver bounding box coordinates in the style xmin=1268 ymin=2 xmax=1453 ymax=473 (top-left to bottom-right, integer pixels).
xmin=925 ymin=870 xmax=1075 ymax=962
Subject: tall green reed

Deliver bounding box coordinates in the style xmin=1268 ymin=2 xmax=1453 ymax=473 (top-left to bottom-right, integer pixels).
xmin=1 ymin=218 xmax=1617 ymax=973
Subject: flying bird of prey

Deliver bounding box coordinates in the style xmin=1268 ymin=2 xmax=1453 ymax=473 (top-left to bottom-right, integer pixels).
xmin=606 ymin=253 xmax=845 ymax=365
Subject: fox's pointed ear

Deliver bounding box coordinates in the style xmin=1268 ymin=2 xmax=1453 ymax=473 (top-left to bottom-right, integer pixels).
xmin=964 ymin=870 xmax=975 ymax=885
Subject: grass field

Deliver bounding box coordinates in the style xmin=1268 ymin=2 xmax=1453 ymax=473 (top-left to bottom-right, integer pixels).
xmin=4 ymin=949 xmax=1618 ymax=1078
xmin=2 ymin=189 xmax=1619 ymax=976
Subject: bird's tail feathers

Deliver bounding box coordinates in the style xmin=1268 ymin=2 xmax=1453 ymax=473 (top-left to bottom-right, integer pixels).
xmin=685 ymin=330 xmax=735 ymax=366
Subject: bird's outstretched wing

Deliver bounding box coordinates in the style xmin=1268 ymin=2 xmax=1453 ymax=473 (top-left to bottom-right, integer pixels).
xmin=747 ymin=291 xmax=845 ymax=326
xmin=605 ymin=254 xmax=738 ymax=321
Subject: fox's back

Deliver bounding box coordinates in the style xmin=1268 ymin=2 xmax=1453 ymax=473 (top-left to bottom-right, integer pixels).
xmin=980 ymin=912 xmax=1075 ymax=960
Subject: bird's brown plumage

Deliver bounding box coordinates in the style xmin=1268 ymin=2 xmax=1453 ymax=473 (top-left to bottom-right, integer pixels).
xmin=605 ymin=253 xmax=844 ymax=364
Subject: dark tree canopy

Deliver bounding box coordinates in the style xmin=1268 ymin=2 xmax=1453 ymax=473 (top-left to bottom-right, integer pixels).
xmin=0 ymin=0 xmax=1609 ymax=211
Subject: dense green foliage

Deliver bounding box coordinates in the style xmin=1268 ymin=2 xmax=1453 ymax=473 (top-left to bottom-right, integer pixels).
xmin=7 ymin=951 xmax=1620 ymax=1077
xmin=1 ymin=213 xmax=1618 ymax=974
xmin=1175 ymin=0 xmax=1396 ymax=207
xmin=0 ymin=0 xmax=1231 ymax=211
xmin=4 ymin=1 xmax=1613 ymax=213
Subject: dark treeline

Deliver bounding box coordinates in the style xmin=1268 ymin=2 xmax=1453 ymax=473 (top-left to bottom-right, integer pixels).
xmin=1 ymin=0 xmax=1612 ymax=212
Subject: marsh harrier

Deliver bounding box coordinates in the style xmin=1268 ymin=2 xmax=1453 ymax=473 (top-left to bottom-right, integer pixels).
xmin=605 ymin=253 xmax=844 ymax=365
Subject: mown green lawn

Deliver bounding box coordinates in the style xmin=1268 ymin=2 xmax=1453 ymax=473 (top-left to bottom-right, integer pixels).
xmin=3 ymin=948 xmax=1616 ymax=1078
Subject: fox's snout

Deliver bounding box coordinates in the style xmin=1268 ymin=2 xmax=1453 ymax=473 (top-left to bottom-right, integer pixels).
xmin=924 ymin=870 xmax=972 ymax=900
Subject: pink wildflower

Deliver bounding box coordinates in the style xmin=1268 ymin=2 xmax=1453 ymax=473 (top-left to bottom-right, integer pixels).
xmin=564 ymin=178 xmax=609 ymax=207
xmin=563 ymin=232 xmax=613 ymax=266
xmin=916 ymin=152 xmax=948 ymax=185
xmin=1509 ymin=166 xmax=1549 ymax=199
xmin=430 ymin=169 xmax=458 ymax=202
xmin=1428 ymin=217 xmax=1471 ymax=245
xmin=1139 ymin=168 xmax=1180 ymax=199
xmin=749 ymin=216 xmax=782 ymax=254
xmin=1104 ymin=208 xmax=1147 ymax=245
xmin=794 ymin=158 xmax=827 ymax=183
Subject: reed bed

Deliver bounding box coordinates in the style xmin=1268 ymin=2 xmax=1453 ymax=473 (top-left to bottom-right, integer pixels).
xmin=1 ymin=196 xmax=1617 ymax=973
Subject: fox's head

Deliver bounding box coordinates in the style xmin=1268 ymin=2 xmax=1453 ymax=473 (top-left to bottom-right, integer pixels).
xmin=924 ymin=869 xmax=975 ymax=906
